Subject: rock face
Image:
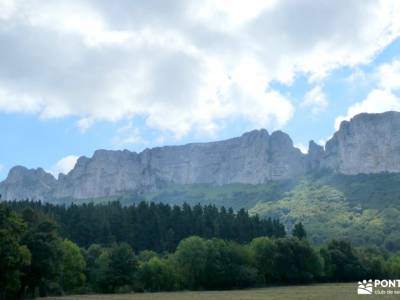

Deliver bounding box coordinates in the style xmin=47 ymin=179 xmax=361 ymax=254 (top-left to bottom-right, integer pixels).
xmin=0 ymin=129 xmax=307 ymax=200
xmin=320 ymin=111 xmax=400 ymax=174
xmin=307 ymin=140 xmax=325 ymax=170
xmin=1 ymin=111 xmax=400 ymax=201
xmin=0 ymin=166 xmax=56 ymax=201
xmin=52 ymin=129 xmax=307 ymax=199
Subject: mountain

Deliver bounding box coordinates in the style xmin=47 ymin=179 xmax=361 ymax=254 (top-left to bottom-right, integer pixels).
xmin=1 ymin=111 xmax=400 ymax=202
xmin=0 ymin=129 xmax=307 ymax=201
xmin=0 ymin=166 xmax=56 ymax=201
xmin=321 ymin=111 xmax=400 ymax=174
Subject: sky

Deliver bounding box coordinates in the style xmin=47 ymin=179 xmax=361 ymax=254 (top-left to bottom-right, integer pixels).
xmin=0 ymin=0 xmax=400 ymax=180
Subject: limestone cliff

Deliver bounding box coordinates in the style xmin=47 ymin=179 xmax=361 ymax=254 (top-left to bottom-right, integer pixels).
xmin=1 ymin=111 xmax=400 ymax=201
xmin=52 ymin=129 xmax=307 ymax=199
xmin=0 ymin=166 xmax=56 ymax=201
xmin=320 ymin=111 xmax=400 ymax=174
xmin=0 ymin=129 xmax=306 ymax=200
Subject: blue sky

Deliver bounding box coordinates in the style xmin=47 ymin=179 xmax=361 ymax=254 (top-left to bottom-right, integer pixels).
xmin=0 ymin=0 xmax=400 ymax=180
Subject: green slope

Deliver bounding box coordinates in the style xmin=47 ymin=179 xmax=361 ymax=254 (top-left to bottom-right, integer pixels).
xmin=56 ymin=172 xmax=400 ymax=250
xmin=143 ymin=180 xmax=296 ymax=210
xmin=250 ymin=172 xmax=400 ymax=250
xmin=60 ymin=180 xmax=296 ymax=211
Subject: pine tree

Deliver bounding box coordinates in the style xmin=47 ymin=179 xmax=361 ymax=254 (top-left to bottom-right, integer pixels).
xmin=292 ymin=222 xmax=307 ymax=240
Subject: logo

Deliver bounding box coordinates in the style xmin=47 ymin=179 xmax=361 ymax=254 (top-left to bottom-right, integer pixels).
xmin=358 ymin=279 xmax=373 ymax=295
xmin=357 ymin=279 xmax=400 ymax=295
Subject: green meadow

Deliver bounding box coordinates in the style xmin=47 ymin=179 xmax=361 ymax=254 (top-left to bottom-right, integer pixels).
xmin=44 ymin=283 xmax=396 ymax=300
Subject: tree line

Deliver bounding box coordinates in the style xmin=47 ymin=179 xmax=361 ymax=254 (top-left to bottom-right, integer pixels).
xmin=1 ymin=201 xmax=400 ymax=299
xmin=6 ymin=200 xmax=286 ymax=252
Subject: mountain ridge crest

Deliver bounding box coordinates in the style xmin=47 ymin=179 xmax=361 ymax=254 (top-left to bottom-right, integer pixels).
xmin=1 ymin=111 xmax=400 ymax=201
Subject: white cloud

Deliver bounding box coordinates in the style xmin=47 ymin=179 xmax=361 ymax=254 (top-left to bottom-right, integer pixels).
xmin=77 ymin=118 xmax=95 ymax=132
xmin=378 ymin=58 xmax=400 ymax=91
xmin=318 ymin=136 xmax=332 ymax=148
xmin=335 ymin=89 xmax=400 ymax=130
xmin=51 ymin=155 xmax=79 ymax=176
xmin=0 ymin=0 xmax=399 ymax=137
xmin=0 ymin=163 xmax=4 ymax=172
xmin=295 ymin=143 xmax=308 ymax=154
xmin=0 ymin=84 xmax=43 ymax=113
xmin=192 ymin=0 xmax=278 ymax=31
xmin=301 ymin=86 xmax=328 ymax=114
xmin=335 ymin=56 xmax=400 ymax=130
xmin=0 ymin=0 xmax=16 ymax=20
xmin=112 ymin=123 xmax=147 ymax=147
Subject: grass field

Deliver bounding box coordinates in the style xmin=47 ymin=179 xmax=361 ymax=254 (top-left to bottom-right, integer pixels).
xmin=44 ymin=283 xmax=399 ymax=300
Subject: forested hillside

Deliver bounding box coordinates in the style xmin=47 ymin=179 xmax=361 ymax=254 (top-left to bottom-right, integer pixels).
xmin=2 ymin=201 xmax=400 ymax=299
xmin=106 ymin=171 xmax=400 ymax=250
xmin=58 ymin=171 xmax=400 ymax=251
xmin=6 ymin=201 xmax=285 ymax=252
xmin=250 ymin=172 xmax=400 ymax=250
xmin=4 ymin=171 xmax=400 ymax=251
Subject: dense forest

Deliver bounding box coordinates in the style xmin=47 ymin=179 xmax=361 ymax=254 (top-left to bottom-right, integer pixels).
xmin=251 ymin=173 xmax=400 ymax=250
xmin=6 ymin=171 xmax=398 ymax=251
xmin=55 ymin=172 xmax=400 ymax=250
xmin=1 ymin=200 xmax=400 ymax=299
xmin=6 ymin=200 xmax=285 ymax=252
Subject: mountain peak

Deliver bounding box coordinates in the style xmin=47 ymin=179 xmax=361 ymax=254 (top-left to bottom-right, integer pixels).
xmin=1 ymin=111 xmax=400 ymax=202
xmin=1 ymin=166 xmax=56 ymax=201
xmin=322 ymin=110 xmax=400 ymax=174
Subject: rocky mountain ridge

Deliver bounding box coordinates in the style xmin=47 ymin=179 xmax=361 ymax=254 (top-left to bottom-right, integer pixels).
xmin=1 ymin=111 xmax=399 ymax=201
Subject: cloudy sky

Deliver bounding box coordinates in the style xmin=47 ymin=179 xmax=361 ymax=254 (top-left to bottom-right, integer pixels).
xmin=0 ymin=0 xmax=400 ymax=179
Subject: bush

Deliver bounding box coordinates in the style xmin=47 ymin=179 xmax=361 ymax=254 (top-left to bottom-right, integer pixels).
xmin=137 ymin=257 xmax=177 ymax=291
